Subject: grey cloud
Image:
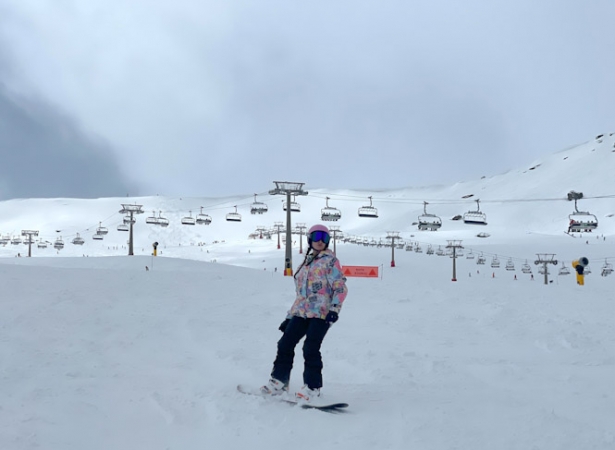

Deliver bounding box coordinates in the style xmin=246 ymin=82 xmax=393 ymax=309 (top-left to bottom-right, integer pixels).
xmin=0 ymin=84 xmax=138 ymax=199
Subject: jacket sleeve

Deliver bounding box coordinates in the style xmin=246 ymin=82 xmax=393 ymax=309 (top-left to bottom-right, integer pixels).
xmin=327 ymin=257 xmax=348 ymax=312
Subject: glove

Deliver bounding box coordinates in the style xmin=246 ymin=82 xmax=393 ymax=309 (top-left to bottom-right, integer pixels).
xmin=325 ymin=311 xmax=339 ymax=325
xmin=278 ymin=318 xmax=290 ymax=333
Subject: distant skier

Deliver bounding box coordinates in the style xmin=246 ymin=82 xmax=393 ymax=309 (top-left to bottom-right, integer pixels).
xmin=260 ymin=224 xmax=348 ymax=403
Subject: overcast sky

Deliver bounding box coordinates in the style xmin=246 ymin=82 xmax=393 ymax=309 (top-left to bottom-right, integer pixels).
xmin=0 ymin=0 xmax=614 ymax=199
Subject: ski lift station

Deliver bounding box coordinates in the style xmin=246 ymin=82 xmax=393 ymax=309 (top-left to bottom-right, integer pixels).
xmin=358 ymin=196 xmax=378 ymax=218
xmin=418 ymin=201 xmax=442 ymax=231
xmin=463 ymin=199 xmax=487 ymax=225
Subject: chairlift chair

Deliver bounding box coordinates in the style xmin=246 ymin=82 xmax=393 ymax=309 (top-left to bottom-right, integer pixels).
xmin=463 ymin=199 xmax=488 ymax=225
xmin=96 ymin=222 xmax=109 ymax=235
xmin=567 ymin=198 xmax=598 ymax=233
xmin=117 ymin=224 xmax=129 ymax=232
xmin=405 ymin=244 xmax=413 ymax=251
xmin=72 ymin=234 xmax=85 ymax=245
xmin=146 ymin=211 xmax=159 ymax=225
xmin=418 ymin=201 xmax=442 ymax=230
xmin=0 ymin=235 xmax=10 ymax=245
xmin=477 ymin=253 xmax=486 ymax=265
xmin=414 ymin=244 xmax=423 ymax=253
xmin=505 ymin=258 xmax=515 ymax=271
xmin=250 ymin=194 xmax=269 ymax=215
xmin=426 ymin=245 xmax=434 ymax=255
xmin=358 ymin=196 xmax=378 ymax=218
xmin=436 ymin=246 xmax=445 ymax=256
xmin=283 ymin=195 xmax=301 ymax=212
xmin=123 ymin=215 xmax=136 ymax=225
xmin=196 ymin=207 xmax=212 ymax=225
xmin=157 ymin=211 xmax=170 ymax=227
xmin=37 ymin=240 xmax=48 ymax=249
xmin=181 ymin=211 xmax=196 ymax=226
xmin=491 ymin=255 xmax=500 ymax=268
xmin=226 ymin=206 xmax=242 ymax=222
xmin=466 ymin=250 xmax=475 ymax=259
xmin=54 ymin=237 xmax=65 ymax=250
xmin=521 ymin=261 xmax=532 ymax=274
xmin=601 ymin=259 xmax=613 ymax=276
xmin=558 ymin=262 xmax=570 ymax=276
xmin=321 ymin=197 xmax=342 ymax=222
xmin=11 ymin=236 xmax=22 ymax=245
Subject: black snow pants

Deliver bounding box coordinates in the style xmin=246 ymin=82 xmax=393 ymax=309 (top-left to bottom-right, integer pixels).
xmin=271 ymin=316 xmax=329 ymax=389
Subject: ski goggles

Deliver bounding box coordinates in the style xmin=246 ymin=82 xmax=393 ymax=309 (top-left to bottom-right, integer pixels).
xmin=309 ymin=230 xmax=331 ymax=245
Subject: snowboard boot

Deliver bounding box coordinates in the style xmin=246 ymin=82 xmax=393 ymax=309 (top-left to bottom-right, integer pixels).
xmin=260 ymin=378 xmax=288 ymax=396
xmin=295 ymin=385 xmax=321 ymax=403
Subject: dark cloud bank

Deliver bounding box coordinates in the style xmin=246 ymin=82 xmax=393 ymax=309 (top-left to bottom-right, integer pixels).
xmin=0 ymin=85 xmax=138 ymax=200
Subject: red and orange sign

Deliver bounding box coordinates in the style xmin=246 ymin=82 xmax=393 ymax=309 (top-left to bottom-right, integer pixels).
xmin=342 ymin=266 xmax=379 ymax=278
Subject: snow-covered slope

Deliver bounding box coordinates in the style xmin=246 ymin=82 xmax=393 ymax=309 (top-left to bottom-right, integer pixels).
xmin=0 ymin=136 xmax=614 ymax=450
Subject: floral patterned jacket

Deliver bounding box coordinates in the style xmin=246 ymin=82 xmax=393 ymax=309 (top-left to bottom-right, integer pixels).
xmin=288 ymin=249 xmax=348 ymax=320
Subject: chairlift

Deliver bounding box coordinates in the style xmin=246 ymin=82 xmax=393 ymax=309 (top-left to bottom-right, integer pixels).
xmin=145 ymin=211 xmax=159 ymax=225
xmin=37 ymin=240 xmax=48 ymax=249
xmin=414 ymin=244 xmax=423 ymax=253
xmin=476 ymin=253 xmax=486 ymax=265
xmin=226 ymin=206 xmax=242 ymax=222
xmin=418 ymin=201 xmax=442 ymax=230
xmin=466 ymin=250 xmax=475 ymax=259
xmin=54 ymin=236 xmax=65 ymax=250
xmin=584 ymin=266 xmax=592 ymax=275
xmin=92 ymin=233 xmax=104 ymax=240
xmin=426 ymin=245 xmax=434 ymax=255
xmin=11 ymin=236 xmax=22 ymax=245
xmin=558 ymin=262 xmax=570 ymax=276
xmin=436 ymin=246 xmax=445 ymax=256
xmin=250 ymin=194 xmax=269 ymax=215
xmin=117 ymin=223 xmax=129 ymax=232
xmin=72 ymin=234 xmax=85 ymax=245
xmin=123 ymin=215 xmax=135 ymax=225
xmin=505 ymin=258 xmax=515 ymax=271
xmin=181 ymin=211 xmax=196 ymax=226
xmin=0 ymin=235 xmax=10 ymax=245
xmin=157 ymin=211 xmax=170 ymax=227
xmin=405 ymin=243 xmax=413 ymax=251
xmin=283 ymin=195 xmax=301 ymax=213
xmin=358 ymin=196 xmax=378 ymax=218
xmin=522 ymin=261 xmax=532 ymax=274
xmin=321 ymin=197 xmax=342 ymax=222
xmin=538 ymin=266 xmax=550 ymax=275
xmin=601 ymin=259 xmax=613 ymax=276
xmin=196 ymin=207 xmax=212 ymax=225
xmin=491 ymin=255 xmax=500 ymax=268
xmin=567 ymin=197 xmax=598 ymax=233
xmin=463 ymin=199 xmax=487 ymax=225
xmin=96 ymin=222 xmax=109 ymax=235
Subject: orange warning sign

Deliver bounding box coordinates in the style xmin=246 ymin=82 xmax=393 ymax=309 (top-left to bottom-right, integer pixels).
xmin=342 ymin=266 xmax=379 ymax=278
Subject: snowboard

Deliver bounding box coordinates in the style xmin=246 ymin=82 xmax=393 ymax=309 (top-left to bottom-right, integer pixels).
xmin=237 ymin=384 xmax=349 ymax=413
